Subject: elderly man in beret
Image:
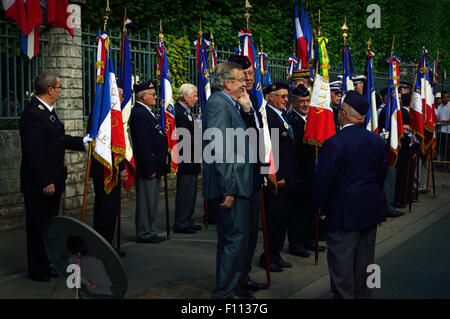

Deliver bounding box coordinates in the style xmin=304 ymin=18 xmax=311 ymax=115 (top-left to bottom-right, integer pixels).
xmin=313 ymin=90 xmax=388 ymax=299
xmin=129 ymin=80 xmax=168 ymax=244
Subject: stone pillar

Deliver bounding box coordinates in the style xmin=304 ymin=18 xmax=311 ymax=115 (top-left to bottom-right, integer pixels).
xmin=44 ymin=2 xmax=87 ymax=218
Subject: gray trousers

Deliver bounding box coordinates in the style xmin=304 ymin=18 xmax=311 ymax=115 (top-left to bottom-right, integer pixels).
xmin=135 ymin=176 xmax=161 ymax=240
xmin=174 ymin=174 xmax=198 ymax=229
xmin=242 ymin=187 xmax=262 ymax=276
xmin=212 ymin=197 xmax=250 ymax=299
xmin=325 ymin=226 xmax=377 ymax=299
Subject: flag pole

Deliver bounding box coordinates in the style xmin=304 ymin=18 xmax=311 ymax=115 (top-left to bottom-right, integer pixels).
xmin=80 ymin=0 xmax=111 ymax=222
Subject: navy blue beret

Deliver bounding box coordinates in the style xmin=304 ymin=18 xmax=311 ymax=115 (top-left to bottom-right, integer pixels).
xmin=264 ymin=82 xmax=289 ymax=95
xmin=293 ymin=84 xmax=310 ymax=97
xmin=343 ymin=90 xmax=369 ymax=116
xmin=228 ymin=55 xmax=251 ymax=69
xmin=133 ymin=80 xmax=156 ymax=94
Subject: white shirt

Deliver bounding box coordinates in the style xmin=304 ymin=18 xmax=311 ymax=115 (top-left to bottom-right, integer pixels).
xmin=437 ymin=102 xmax=450 ymax=133
xmin=36 ymin=96 xmax=54 ymax=112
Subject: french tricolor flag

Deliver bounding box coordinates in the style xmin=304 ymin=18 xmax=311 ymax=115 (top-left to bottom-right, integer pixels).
xmin=20 ymin=25 xmax=40 ymax=59
xmin=293 ymin=1 xmax=308 ymax=69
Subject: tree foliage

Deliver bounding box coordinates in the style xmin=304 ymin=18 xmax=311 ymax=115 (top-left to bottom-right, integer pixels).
xmin=83 ymin=0 xmax=449 ymax=75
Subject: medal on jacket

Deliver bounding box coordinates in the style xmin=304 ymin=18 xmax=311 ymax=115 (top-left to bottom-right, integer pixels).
xmin=38 ymin=104 xmax=45 ymax=110
xmin=188 ymin=115 xmax=193 ymax=121
xmin=50 ymin=115 xmax=56 ymax=122
xmin=284 ymin=122 xmax=289 ymax=130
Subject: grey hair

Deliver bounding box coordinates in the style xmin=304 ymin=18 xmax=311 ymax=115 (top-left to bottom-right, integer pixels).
xmin=177 ymin=83 xmax=197 ymax=100
xmin=35 ymin=72 xmax=58 ymax=95
xmin=211 ymin=62 xmax=242 ymax=91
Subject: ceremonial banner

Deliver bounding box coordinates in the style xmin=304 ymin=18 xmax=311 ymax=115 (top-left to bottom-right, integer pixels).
xmin=46 ymin=0 xmax=73 ymax=37
xmin=293 ymin=1 xmax=307 ymax=69
xmin=409 ymin=58 xmax=425 ymax=152
xmin=341 ymin=45 xmax=354 ymax=103
xmin=258 ymin=50 xmax=272 ymax=86
xmin=90 ymin=32 xmax=126 ymax=194
xmin=364 ymin=49 xmax=378 ymax=132
xmin=385 ymin=55 xmax=404 ymax=167
xmin=193 ymin=37 xmax=211 ymax=114
xmin=300 ymin=2 xmax=314 ymax=79
xmin=239 ymin=28 xmax=277 ymax=193
xmin=2 ymin=0 xmax=28 ymax=35
xmin=118 ymin=16 xmax=135 ymax=191
xmin=20 ymin=25 xmax=39 ymax=59
xmin=304 ymin=34 xmax=335 ymax=146
xmin=208 ymin=33 xmax=218 ymax=78
xmin=157 ymin=37 xmax=178 ymax=173
xmin=420 ymin=51 xmax=436 ymax=152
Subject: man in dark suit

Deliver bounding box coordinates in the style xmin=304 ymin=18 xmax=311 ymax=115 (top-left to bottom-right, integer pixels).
xmin=228 ymin=55 xmax=269 ymax=292
xmin=313 ymin=90 xmax=387 ymax=299
xmin=202 ymin=61 xmax=254 ymax=299
xmin=19 ymin=72 xmax=91 ymax=282
xmin=129 ymin=80 xmax=168 ymax=244
xmin=173 ymin=83 xmax=202 ymax=234
xmin=330 ymin=81 xmax=342 ymax=133
xmin=288 ymin=84 xmax=326 ymax=258
xmin=87 ymin=80 xmax=128 ymax=256
xmin=259 ymin=82 xmax=296 ymax=273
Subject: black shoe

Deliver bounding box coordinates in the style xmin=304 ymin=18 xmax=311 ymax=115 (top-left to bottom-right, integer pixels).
xmin=259 ymin=257 xmax=283 ymax=272
xmin=276 ymin=259 xmax=293 ymax=268
xmin=242 ymin=279 xmax=269 ymax=291
xmin=174 ymin=227 xmax=196 ymax=234
xmin=228 ymin=289 xmax=256 ymax=299
xmin=29 ymin=273 xmax=50 ymax=282
xmin=386 ymin=211 xmax=405 ymax=218
xmin=289 ymin=246 xmax=311 ymax=257
xmin=136 ymin=235 xmax=161 ymax=243
xmin=190 ymin=224 xmax=202 ymax=231
xmin=154 ymin=235 xmax=166 ymax=242
xmin=303 ymin=242 xmax=327 ymax=252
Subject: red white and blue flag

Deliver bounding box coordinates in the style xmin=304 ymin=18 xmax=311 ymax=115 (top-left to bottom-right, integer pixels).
xmin=293 ymin=1 xmax=308 ymax=70
xmin=300 ymin=2 xmax=314 ymax=79
xmin=90 ymin=32 xmax=126 ymax=194
xmin=385 ymin=54 xmax=404 ymax=167
xmin=193 ymin=37 xmax=211 ymax=114
xmin=118 ymin=16 xmax=135 ymax=191
xmin=420 ymin=50 xmax=436 ymax=152
xmin=157 ymin=37 xmax=178 ymax=173
xmin=364 ymin=49 xmax=378 ymax=132
xmin=258 ymin=50 xmax=271 ymax=86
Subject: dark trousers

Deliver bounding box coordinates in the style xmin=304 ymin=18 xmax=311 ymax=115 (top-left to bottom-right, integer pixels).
xmin=24 ymin=192 xmax=61 ymax=277
xmin=174 ymin=174 xmax=198 ymax=230
xmin=93 ymin=177 xmax=120 ymax=243
xmin=262 ymin=187 xmax=293 ymax=263
xmin=395 ymin=144 xmax=410 ymax=205
xmin=212 ymin=197 xmax=250 ymax=299
xmin=288 ymin=186 xmax=314 ymax=249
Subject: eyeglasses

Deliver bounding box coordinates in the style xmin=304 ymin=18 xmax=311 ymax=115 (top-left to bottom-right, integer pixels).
xmin=271 ymin=93 xmax=290 ymax=99
xmin=143 ymin=92 xmax=157 ymax=97
xmin=229 ymin=78 xmax=246 ymax=83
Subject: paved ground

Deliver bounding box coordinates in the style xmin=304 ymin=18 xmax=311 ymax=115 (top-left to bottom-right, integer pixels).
xmin=0 ymin=171 xmax=449 ymax=299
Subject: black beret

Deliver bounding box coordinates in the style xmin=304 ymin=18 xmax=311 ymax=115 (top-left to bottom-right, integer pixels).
xmin=343 ymin=90 xmax=369 ymax=116
xmin=133 ymin=80 xmax=156 ymax=94
xmin=401 ymin=92 xmax=412 ymax=106
xmin=116 ymin=78 xmax=124 ymax=89
xmin=292 ymin=69 xmax=310 ymax=81
xmin=293 ymin=84 xmax=310 ymax=97
xmin=264 ymin=82 xmax=289 ymax=95
xmin=228 ymin=55 xmax=252 ymax=69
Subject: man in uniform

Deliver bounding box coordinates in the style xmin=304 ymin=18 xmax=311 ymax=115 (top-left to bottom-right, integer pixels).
xmin=173 ymin=83 xmax=202 ymax=234
xmin=292 ymin=69 xmax=312 ymax=91
xmin=330 ymin=81 xmax=342 ymax=133
xmin=313 ymin=90 xmax=387 ymax=299
xmin=353 ymin=75 xmax=365 ymax=95
xmin=129 ymin=80 xmax=168 ymax=244
xmin=227 ymin=55 xmax=269 ymax=292
xmin=288 ymin=84 xmax=326 ymax=258
xmin=202 ymin=61 xmax=254 ymax=299
xmin=19 ymin=72 xmax=91 ymax=282
xmin=259 ymin=82 xmax=296 ymax=273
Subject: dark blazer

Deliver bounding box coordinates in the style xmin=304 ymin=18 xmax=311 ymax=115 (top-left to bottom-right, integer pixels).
xmin=239 ymin=94 xmax=265 ymax=188
xmin=174 ymin=102 xmax=201 ymax=175
xmin=266 ymin=105 xmax=297 ymax=190
xmin=129 ymin=102 xmax=168 ymax=178
xmin=202 ymin=91 xmax=253 ymax=199
xmin=288 ymin=110 xmax=316 ymax=190
xmin=19 ymin=96 xmax=84 ymax=195
xmin=313 ymin=124 xmax=388 ymax=232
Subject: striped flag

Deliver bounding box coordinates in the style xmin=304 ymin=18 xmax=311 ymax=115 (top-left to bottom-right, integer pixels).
xmin=157 ymin=37 xmax=178 ymax=173
xmin=258 ymin=50 xmax=271 ymax=86
xmin=364 ymin=49 xmax=378 ymax=132
xmin=420 ymin=50 xmax=436 ymax=152
xmin=303 ymin=34 xmax=336 ymax=147
xmin=118 ymin=16 xmax=135 ymax=191
xmin=193 ymin=37 xmax=211 ymax=114
xmin=300 ymin=2 xmax=315 ymax=79
xmin=293 ymin=1 xmax=308 ymax=69
xmin=20 ymin=25 xmax=39 ymax=59
xmin=341 ymin=45 xmax=354 ymax=106
xmin=90 ymin=32 xmax=126 ymax=194
xmin=385 ymin=54 xmax=404 ymax=167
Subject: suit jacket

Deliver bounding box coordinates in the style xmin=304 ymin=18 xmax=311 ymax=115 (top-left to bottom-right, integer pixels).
xmin=313 ymin=124 xmax=388 ymax=232
xmin=288 ymin=110 xmax=315 ymax=191
xmin=129 ymin=102 xmax=168 ymax=178
xmin=202 ymin=91 xmax=253 ymax=199
xmin=266 ymin=105 xmax=297 ymax=190
xmin=239 ymin=94 xmax=265 ymax=189
xmin=174 ymin=102 xmax=201 ymax=175
xmin=19 ymin=96 xmax=84 ymax=195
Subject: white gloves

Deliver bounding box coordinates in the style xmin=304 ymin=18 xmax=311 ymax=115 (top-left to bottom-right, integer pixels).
xmin=83 ymin=135 xmax=93 ymax=151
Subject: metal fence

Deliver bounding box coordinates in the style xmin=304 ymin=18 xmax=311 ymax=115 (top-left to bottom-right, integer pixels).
xmin=1 ymin=24 xmax=449 ymax=123
xmin=435 ymin=123 xmax=450 ymax=163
